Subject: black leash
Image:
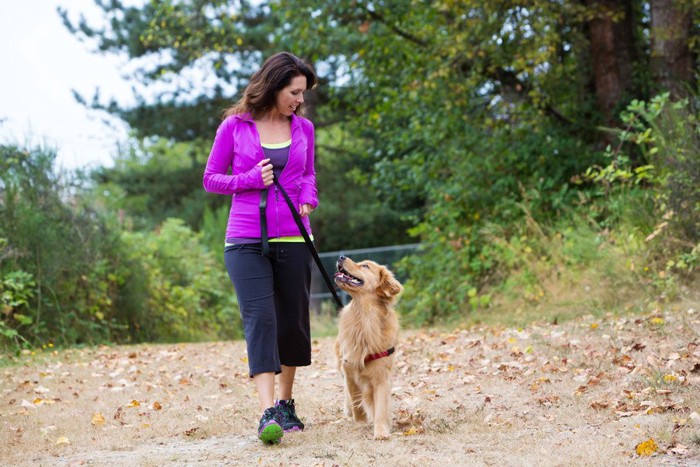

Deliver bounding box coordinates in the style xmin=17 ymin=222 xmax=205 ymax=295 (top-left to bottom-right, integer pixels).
xmin=259 ymin=188 xmax=269 ymax=256
xmin=270 ymin=179 xmax=344 ymax=310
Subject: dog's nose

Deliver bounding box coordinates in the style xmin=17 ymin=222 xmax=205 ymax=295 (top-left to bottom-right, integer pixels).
xmin=338 ymin=255 xmax=346 ymax=261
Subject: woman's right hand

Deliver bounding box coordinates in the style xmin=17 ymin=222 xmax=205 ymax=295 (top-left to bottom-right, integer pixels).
xmin=258 ymin=158 xmax=274 ymax=186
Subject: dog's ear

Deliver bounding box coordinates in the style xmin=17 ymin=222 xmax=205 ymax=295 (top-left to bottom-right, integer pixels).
xmin=378 ymin=267 xmax=403 ymax=298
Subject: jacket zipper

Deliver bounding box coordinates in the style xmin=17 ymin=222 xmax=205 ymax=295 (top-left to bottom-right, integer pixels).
xmin=274 ymin=185 xmax=280 ymax=238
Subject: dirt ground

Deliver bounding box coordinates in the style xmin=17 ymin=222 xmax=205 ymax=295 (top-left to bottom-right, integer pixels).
xmin=2 ymin=305 xmax=699 ymax=466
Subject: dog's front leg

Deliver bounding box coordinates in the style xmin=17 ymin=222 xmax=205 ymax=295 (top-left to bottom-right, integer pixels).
xmin=362 ymin=384 xmax=375 ymax=423
xmin=344 ymin=371 xmax=367 ymax=423
xmin=372 ymin=380 xmax=391 ymax=440
xmin=343 ymin=377 xmax=353 ymax=417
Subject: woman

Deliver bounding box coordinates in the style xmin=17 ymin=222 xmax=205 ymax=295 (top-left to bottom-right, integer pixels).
xmin=203 ymin=52 xmax=318 ymax=444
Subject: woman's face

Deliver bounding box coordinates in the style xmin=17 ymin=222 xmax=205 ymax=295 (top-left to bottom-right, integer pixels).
xmin=275 ymin=75 xmax=307 ymax=116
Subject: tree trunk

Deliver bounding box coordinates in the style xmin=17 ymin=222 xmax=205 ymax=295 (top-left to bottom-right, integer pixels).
xmin=650 ymin=0 xmax=695 ymax=99
xmin=586 ymin=0 xmax=639 ymax=126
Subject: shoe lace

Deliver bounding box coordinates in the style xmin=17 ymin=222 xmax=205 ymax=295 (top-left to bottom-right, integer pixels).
xmin=277 ymin=401 xmax=297 ymax=423
xmin=260 ymin=407 xmax=277 ymax=426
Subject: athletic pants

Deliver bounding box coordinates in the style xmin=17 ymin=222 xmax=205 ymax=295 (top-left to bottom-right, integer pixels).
xmin=224 ymin=242 xmax=312 ymax=377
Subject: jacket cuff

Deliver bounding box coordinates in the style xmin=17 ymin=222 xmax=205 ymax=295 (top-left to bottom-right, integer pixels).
xmin=299 ymin=184 xmax=319 ymax=209
xmin=243 ymin=166 xmax=266 ymax=190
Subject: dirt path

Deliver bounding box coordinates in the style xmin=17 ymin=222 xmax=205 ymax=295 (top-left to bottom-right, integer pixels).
xmin=2 ymin=307 xmax=699 ymax=466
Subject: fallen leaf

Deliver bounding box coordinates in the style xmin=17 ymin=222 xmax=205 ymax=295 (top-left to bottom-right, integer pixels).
xmin=649 ymin=317 xmax=664 ymax=326
xmin=126 ymin=400 xmax=141 ymax=408
xmin=33 ymin=398 xmax=58 ymax=406
xmin=590 ymin=401 xmax=610 ymax=410
xmin=635 ymin=438 xmax=658 ymax=456
xmin=55 ymin=436 xmax=70 ymax=445
xmin=152 ymin=402 xmax=162 ymax=410
xmin=92 ymin=412 xmax=106 ymax=426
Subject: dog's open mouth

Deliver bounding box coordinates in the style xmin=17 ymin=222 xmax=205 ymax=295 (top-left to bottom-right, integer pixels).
xmin=334 ymin=259 xmax=364 ymax=287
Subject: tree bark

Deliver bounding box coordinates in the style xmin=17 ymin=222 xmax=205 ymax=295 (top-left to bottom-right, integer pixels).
xmin=650 ymin=0 xmax=695 ymax=99
xmin=586 ymin=0 xmax=639 ymax=126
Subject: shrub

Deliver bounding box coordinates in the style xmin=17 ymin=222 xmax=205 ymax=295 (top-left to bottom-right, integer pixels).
xmin=0 ymin=144 xmax=241 ymax=350
xmin=0 ymin=144 xmax=124 ymax=348
xmin=119 ymin=218 xmax=241 ymax=343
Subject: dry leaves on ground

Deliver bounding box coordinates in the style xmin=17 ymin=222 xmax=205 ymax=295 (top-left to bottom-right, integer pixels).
xmin=1 ymin=307 xmax=699 ymax=466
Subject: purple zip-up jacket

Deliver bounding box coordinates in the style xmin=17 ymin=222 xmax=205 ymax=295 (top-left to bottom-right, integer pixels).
xmin=203 ymin=112 xmax=318 ymax=240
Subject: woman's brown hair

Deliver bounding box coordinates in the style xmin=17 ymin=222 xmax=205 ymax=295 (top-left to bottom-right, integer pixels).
xmin=224 ymin=52 xmax=317 ymax=118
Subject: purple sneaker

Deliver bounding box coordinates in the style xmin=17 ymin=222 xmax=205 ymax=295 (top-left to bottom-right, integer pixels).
xmin=258 ymin=407 xmax=283 ymax=444
xmin=275 ymin=399 xmax=305 ymax=432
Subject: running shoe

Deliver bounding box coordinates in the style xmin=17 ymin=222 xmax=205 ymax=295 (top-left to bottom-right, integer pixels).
xmin=275 ymin=399 xmax=305 ymax=432
xmin=258 ymin=406 xmax=283 ymax=444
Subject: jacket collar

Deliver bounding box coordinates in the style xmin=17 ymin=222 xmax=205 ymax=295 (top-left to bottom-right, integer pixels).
xmin=235 ymin=112 xmax=302 ymax=131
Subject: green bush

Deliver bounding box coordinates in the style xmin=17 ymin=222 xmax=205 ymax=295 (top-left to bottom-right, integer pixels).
xmin=0 ymin=144 xmax=125 ymax=347
xmin=398 ymin=94 xmax=697 ymax=326
xmin=0 ymin=144 xmax=241 ymax=351
xmin=620 ymin=93 xmax=700 ymax=242
xmin=397 ymin=120 xmax=597 ymax=325
xmin=119 ymin=218 xmax=241 ymax=343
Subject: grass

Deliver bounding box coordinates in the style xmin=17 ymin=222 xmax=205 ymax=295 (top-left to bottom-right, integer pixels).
xmin=447 ymin=201 xmax=700 ymax=332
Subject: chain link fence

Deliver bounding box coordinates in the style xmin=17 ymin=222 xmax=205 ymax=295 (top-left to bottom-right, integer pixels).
xmin=309 ymin=243 xmax=420 ymax=314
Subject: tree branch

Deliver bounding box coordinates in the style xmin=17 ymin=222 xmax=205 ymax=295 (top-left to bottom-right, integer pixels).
xmin=364 ymin=8 xmax=429 ymax=48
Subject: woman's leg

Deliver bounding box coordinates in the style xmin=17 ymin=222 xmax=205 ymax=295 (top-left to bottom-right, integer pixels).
xmin=224 ymin=244 xmax=281 ymax=407
xmin=269 ymin=243 xmax=311 ymax=432
xmin=225 ymin=244 xmax=284 ymax=443
xmin=272 ymin=243 xmax=312 ymax=370
xmin=254 ymin=372 xmax=276 ymax=412
xmin=278 ymin=365 xmax=296 ymax=400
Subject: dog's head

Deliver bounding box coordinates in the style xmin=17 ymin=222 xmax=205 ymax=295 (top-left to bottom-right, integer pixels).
xmin=334 ymin=256 xmax=403 ymax=300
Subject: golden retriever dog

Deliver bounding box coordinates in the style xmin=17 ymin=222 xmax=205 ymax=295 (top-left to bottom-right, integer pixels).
xmin=333 ymin=255 xmax=403 ymax=439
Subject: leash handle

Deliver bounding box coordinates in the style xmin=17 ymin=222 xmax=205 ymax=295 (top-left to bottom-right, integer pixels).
xmin=273 ymin=179 xmax=344 ymax=310
xmin=259 ymin=188 xmax=269 ymax=256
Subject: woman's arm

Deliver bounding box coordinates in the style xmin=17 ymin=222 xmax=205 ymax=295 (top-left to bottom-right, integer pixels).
xmin=203 ymin=119 xmax=266 ymax=195
xmin=298 ymin=120 xmax=318 ymax=208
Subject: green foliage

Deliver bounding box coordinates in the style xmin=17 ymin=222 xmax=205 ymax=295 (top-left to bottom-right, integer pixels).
xmin=0 ymin=144 xmax=123 ymax=347
xmin=1 ymin=269 xmax=36 ymax=315
xmin=200 ymin=203 xmax=230 ymax=254
xmin=0 ymin=143 xmax=241 ymax=351
xmin=119 ymin=218 xmax=240 ymax=343
xmin=0 ymin=267 xmax=35 ymax=344
xmin=396 ymin=121 xmax=597 ymax=324
xmin=620 ymin=94 xmax=700 ymax=241
xmin=58 ymin=1 xmax=699 ymax=329
xmin=90 ymin=138 xmax=223 ymax=231
xmin=312 ymin=127 xmax=414 ymax=251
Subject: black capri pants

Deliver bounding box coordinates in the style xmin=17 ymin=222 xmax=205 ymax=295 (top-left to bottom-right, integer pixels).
xmin=224 ymin=242 xmax=312 ymax=377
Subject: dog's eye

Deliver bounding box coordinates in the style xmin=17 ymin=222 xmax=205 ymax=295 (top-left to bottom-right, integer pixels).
xmin=361 ymin=264 xmax=370 ymax=269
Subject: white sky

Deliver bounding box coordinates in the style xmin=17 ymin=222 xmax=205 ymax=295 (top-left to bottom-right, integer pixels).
xmin=0 ymin=0 xmax=133 ymax=171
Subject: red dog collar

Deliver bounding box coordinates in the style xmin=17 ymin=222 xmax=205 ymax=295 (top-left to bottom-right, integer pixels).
xmin=364 ymin=346 xmax=395 ymax=364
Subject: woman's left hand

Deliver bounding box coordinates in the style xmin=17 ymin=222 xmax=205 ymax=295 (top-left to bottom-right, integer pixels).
xmin=299 ymin=204 xmax=313 ymax=217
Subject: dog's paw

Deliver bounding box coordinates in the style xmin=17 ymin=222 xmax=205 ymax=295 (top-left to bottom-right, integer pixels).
xmin=373 ymin=430 xmax=390 ymax=440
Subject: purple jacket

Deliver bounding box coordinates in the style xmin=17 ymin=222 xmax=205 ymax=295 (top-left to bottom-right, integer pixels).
xmin=203 ymin=112 xmax=318 ymax=240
